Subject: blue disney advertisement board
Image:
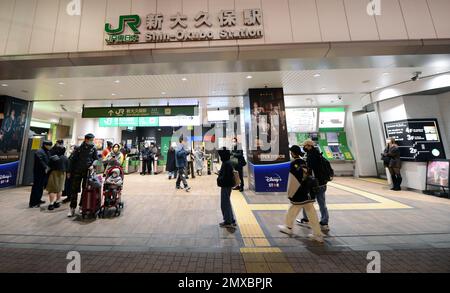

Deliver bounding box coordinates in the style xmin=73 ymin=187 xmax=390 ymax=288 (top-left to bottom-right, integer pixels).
xmin=0 ymin=96 xmax=29 ymax=188
xmin=244 ymin=88 xmax=290 ymax=193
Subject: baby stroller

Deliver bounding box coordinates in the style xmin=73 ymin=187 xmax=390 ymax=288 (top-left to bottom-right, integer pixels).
xmin=99 ymin=164 xmax=124 ymax=217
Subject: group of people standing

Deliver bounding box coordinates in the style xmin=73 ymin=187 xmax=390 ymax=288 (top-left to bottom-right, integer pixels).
xmin=29 ymin=134 xmax=100 ymax=218
xmin=140 ymin=142 xmax=158 ymax=175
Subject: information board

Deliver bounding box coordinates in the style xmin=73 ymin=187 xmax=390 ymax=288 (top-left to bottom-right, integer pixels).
xmin=384 ymin=119 xmax=446 ymax=162
xmin=286 ymin=108 xmax=317 ymax=132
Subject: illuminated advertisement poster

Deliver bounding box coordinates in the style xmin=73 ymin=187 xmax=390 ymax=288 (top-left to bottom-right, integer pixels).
xmin=244 ymin=88 xmax=290 ymax=193
xmin=0 ymin=96 xmax=29 ymax=188
xmin=286 ymin=108 xmax=318 ymax=133
xmin=426 ymin=160 xmax=449 ymax=188
xmin=318 ymin=107 xmax=345 ymax=130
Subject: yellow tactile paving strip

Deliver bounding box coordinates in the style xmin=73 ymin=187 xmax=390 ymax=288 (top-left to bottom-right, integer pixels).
xmin=232 ymin=181 xmax=412 ymax=272
xmin=358 ymin=177 xmax=389 ymax=185
xmin=232 ymin=182 xmax=412 ymax=247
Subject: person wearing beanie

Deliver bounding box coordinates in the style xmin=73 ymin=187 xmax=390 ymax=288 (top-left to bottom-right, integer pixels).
xmin=278 ymin=145 xmax=324 ymax=243
xmin=217 ymin=148 xmax=237 ymax=228
xmin=29 ymin=140 xmax=53 ymax=208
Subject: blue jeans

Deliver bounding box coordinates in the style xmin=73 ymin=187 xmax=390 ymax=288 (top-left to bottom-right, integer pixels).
xmin=221 ymin=187 xmax=235 ymax=224
xmin=303 ymin=185 xmax=329 ymax=225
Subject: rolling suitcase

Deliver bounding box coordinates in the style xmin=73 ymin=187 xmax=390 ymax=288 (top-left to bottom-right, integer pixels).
xmin=80 ymin=171 xmax=102 ymax=219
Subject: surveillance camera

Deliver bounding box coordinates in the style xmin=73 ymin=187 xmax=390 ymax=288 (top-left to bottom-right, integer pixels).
xmin=338 ymin=96 xmax=342 ymax=100
xmin=411 ymin=71 xmax=422 ymax=81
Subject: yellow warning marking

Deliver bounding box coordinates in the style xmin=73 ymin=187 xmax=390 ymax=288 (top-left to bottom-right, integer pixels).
xmin=232 ymin=181 xmax=412 ymax=251
xmin=327 ymin=182 xmax=412 ymax=209
xmin=231 ymin=190 xmax=272 ymax=248
xmin=359 ymin=177 xmax=389 ymax=185
xmin=240 ymin=247 xmax=282 ymax=253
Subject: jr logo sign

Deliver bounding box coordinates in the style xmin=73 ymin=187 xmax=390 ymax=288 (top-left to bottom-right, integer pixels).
xmin=105 ymin=15 xmax=141 ymax=44
xmin=105 ymin=14 xmax=141 ymax=35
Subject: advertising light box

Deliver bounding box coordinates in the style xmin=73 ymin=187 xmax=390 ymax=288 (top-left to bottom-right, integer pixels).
xmin=159 ymin=116 xmax=200 ymax=127
xmin=426 ymin=160 xmax=449 ymax=188
xmin=207 ymin=110 xmax=229 ymax=122
xmin=319 ymin=107 xmax=346 ymax=129
xmin=286 ymin=108 xmax=317 ymax=133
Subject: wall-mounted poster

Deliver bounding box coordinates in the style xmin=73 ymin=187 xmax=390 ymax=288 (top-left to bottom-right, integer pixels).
xmin=384 ymin=119 xmax=446 ymax=162
xmin=426 ymin=160 xmax=449 ymax=189
xmin=286 ymin=108 xmax=318 ymax=133
xmin=0 ymin=96 xmax=30 ymax=188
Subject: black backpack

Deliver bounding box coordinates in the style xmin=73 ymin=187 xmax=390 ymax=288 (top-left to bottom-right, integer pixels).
xmin=317 ymin=154 xmax=334 ymax=182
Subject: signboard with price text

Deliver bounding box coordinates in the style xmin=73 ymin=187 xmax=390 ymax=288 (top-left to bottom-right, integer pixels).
xmin=384 ymin=119 xmax=446 ymax=162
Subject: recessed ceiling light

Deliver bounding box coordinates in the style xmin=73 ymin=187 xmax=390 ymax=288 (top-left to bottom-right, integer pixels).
xmin=181 ymin=77 xmax=187 ymax=81
xmin=246 ymin=75 xmax=253 ymax=79
xmin=1 ymin=83 xmax=7 ymax=87
xmin=320 ymin=87 xmax=326 ymax=91
xmin=313 ymin=73 xmax=321 ymax=78
xmin=161 ymin=92 xmax=166 ymax=95
xmin=59 ymin=94 xmax=64 ymax=97
xmin=58 ymin=82 xmax=65 ymax=85
xmin=111 ymin=93 xmax=116 ymax=96
xmin=114 ymin=80 xmax=120 ymax=84
xmin=382 ymin=72 xmax=390 ymax=76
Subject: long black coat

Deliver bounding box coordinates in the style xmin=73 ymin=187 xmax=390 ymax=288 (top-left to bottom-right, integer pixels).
xmin=166 ymin=148 xmax=176 ymax=172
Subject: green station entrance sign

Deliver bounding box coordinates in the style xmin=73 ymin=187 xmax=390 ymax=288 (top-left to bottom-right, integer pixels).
xmin=82 ymin=106 xmax=197 ymax=118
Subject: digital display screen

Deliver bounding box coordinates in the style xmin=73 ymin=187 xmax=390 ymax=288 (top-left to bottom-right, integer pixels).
xmin=319 ymin=108 xmax=345 ymax=129
xmin=426 ymin=160 xmax=449 ymax=188
xmin=326 ymin=132 xmax=339 ymax=144
xmin=385 ymin=119 xmax=446 ymax=162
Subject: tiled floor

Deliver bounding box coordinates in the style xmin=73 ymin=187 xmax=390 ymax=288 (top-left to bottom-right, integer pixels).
xmin=0 ymin=173 xmax=449 ymax=273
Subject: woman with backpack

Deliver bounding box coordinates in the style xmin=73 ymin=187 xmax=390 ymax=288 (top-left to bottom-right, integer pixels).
xmin=278 ymin=145 xmax=324 ymax=243
xmin=46 ymin=144 xmax=69 ymax=210
xmin=296 ymin=139 xmax=331 ymax=232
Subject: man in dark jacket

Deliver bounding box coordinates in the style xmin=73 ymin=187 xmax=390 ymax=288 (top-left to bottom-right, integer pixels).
xmin=278 ymin=145 xmax=323 ymax=243
xmin=140 ymin=143 xmax=152 ymax=175
xmin=67 ymin=133 xmax=99 ymax=217
xmin=29 ymin=140 xmax=53 ymax=208
xmin=231 ymin=137 xmax=246 ymax=192
xmin=175 ymin=137 xmax=190 ymax=191
xmin=217 ymin=149 xmax=236 ymax=228
xmin=296 ymin=139 xmax=330 ymax=231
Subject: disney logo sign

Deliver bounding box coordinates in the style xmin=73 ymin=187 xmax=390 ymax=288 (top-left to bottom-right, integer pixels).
xmin=0 ymin=171 xmax=13 ymax=185
xmin=265 ymin=174 xmax=282 ymax=183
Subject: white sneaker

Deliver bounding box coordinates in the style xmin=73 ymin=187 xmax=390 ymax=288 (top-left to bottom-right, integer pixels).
xmin=321 ymin=224 xmax=330 ymax=232
xmin=307 ymin=233 xmax=324 ymax=243
xmin=278 ymin=225 xmax=293 ymax=235
xmin=67 ymin=208 xmax=75 ymax=217
xmin=296 ymin=219 xmax=311 ymax=229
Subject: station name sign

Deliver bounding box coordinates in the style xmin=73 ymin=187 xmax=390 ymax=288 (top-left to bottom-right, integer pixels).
xmin=104 ymin=9 xmax=264 ymax=45
xmin=82 ymin=106 xmax=197 ymax=118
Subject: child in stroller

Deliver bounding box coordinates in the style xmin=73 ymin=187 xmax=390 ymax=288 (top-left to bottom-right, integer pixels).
xmin=99 ymin=165 xmax=124 ymax=217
